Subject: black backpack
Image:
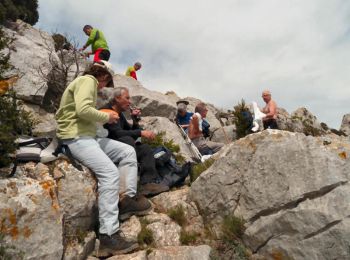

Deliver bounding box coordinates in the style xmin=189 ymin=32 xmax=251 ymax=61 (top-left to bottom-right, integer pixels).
xmin=152 ymin=146 xmax=192 ymax=188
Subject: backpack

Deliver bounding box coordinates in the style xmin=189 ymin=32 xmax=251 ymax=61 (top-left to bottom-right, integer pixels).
xmin=202 ymin=119 xmax=211 ymax=138
xmin=152 ymin=146 xmax=192 ymax=188
xmin=9 ymin=136 xmax=59 ymax=177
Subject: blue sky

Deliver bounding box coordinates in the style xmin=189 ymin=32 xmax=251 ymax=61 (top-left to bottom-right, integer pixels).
xmin=36 ymin=0 xmax=350 ymax=128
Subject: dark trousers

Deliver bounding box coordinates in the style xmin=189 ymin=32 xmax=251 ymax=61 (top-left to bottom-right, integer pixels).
xmin=117 ymin=136 xmax=160 ymax=184
xmin=263 ymin=119 xmax=278 ymax=129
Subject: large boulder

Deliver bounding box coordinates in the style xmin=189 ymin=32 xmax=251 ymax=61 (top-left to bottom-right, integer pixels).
xmin=340 ymin=113 xmax=350 ymax=136
xmin=4 ymin=20 xmax=59 ymax=105
xmin=190 ymin=130 xmax=350 ymax=259
xmin=0 ymin=175 xmax=63 ymax=259
xmin=140 ymin=116 xmax=194 ymax=161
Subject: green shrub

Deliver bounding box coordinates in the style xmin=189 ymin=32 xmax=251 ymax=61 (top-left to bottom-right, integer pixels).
xmin=190 ymin=158 xmax=215 ymax=182
xmin=232 ymin=99 xmax=252 ymax=139
xmin=167 ymin=205 xmax=186 ymax=227
xmin=0 ymin=0 xmax=39 ymax=26
xmin=180 ymin=230 xmax=199 ymax=245
xmin=221 ymin=215 xmax=246 ymax=242
xmin=137 ymin=218 xmax=154 ymax=247
xmin=142 ymin=131 xmax=185 ymax=163
xmin=0 ymin=90 xmax=36 ymax=167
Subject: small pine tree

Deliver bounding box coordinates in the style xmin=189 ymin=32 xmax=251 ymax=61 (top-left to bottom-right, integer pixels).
xmin=0 ymin=27 xmax=34 ymax=167
xmin=232 ymin=99 xmax=253 ymax=139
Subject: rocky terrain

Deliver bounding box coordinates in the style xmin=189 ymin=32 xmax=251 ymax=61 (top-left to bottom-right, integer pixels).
xmin=1 ymin=20 xmax=350 ymax=260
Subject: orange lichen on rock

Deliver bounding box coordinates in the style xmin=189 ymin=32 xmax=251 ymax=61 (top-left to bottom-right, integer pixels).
xmin=338 ymin=151 xmax=347 ymax=159
xmin=40 ymin=180 xmax=60 ymax=211
xmin=22 ymin=226 xmax=32 ymax=238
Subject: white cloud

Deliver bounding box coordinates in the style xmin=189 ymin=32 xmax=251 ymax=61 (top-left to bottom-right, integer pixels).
xmin=37 ymin=0 xmax=350 ymax=128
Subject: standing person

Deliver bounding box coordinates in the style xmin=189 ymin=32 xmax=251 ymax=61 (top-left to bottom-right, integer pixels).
xmin=188 ymin=102 xmax=224 ymax=155
xmin=261 ymin=90 xmax=278 ymax=129
xmin=125 ymin=62 xmax=142 ymax=80
xmin=101 ymin=87 xmax=169 ymax=195
xmin=55 ymin=61 xmax=151 ymax=257
xmin=79 ymin=25 xmax=110 ymax=62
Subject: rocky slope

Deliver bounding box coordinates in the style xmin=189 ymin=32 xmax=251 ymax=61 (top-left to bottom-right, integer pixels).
xmin=1 ymin=20 xmax=350 ymax=260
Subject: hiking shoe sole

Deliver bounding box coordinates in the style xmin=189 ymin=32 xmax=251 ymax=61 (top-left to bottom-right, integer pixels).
xmin=97 ymin=242 xmax=139 ymax=258
xmin=119 ymin=205 xmax=153 ymax=221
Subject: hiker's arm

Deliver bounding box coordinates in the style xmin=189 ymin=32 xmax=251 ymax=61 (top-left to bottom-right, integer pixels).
xmin=104 ymin=115 xmax=141 ymax=140
xmin=264 ymin=101 xmax=277 ymax=120
xmin=82 ymin=29 xmax=98 ymax=49
xmin=74 ymin=77 xmax=109 ymax=123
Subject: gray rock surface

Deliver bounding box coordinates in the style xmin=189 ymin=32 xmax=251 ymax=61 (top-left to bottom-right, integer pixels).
xmin=147 ymin=245 xmax=212 ymax=260
xmin=63 ymin=231 xmax=96 ymax=260
xmin=210 ymin=125 xmax=236 ymax=144
xmin=4 ymin=20 xmax=59 ymax=104
xmin=340 ymin=113 xmax=350 ymax=136
xmin=190 ymin=130 xmax=350 ymax=259
xmin=55 ymin=160 xmax=98 ymax=233
xmin=0 ymin=176 xmax=63 ymax=259
xmin=144 ymin=213 xmax=182 ymax=247
xmin=140 ymin=116 xmax=194 ymax=161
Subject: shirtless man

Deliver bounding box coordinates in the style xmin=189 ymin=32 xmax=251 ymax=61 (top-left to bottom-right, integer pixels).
xmin=261 ymin=90 xmax=278 ymax=129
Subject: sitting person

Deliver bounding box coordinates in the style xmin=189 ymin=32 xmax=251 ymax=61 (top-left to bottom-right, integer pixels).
xmin=55 ymin=61 xmax=151 ymax=257
xmin=188 ymin=102 xmax=224 ymax=155
xmin=101 ymin=87 xmax=169 ymax=194
xmin=261 ymin=90 xmax=278 ymax=129
xmin=175 ymin=100 xmax=193 ymax=132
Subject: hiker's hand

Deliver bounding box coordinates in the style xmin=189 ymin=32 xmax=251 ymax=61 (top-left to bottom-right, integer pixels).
xmin=141 ymin=130 xmax=155 ymax=140
xmin=107 ymin=111 xmax=119 ymax=124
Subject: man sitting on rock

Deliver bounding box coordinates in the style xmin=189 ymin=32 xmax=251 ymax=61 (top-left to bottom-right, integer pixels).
xmin=261 ymin=90 xmax=278 ymax=129
xmin=102 ymin=87 xmax=169 ymax=195
xmin=175 ymin=100 xmax=193 ymax=132
xmin=125 ymin=62 xmax=142 ymax=80
xmin=188 ymin=102 xmax=224 ymax=155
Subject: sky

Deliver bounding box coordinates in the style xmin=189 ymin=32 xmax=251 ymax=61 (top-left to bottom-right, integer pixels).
xmin=36 ymin=0 xmax=350 ymax=128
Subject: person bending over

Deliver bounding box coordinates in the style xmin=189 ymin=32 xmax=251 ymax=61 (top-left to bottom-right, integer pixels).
xmin=79 ymin=25 xmax=110 ymax=62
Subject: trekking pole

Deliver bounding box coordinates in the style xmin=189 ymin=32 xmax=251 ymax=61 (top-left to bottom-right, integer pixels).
xmin=175 ymin=121 xmax=203 ymax=162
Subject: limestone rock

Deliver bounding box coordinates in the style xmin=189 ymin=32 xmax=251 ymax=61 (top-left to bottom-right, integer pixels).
xmin=63 ymin=231 xmax=96 ymax=260
xmin=340 ymin=113 xmax=350 ymax=136
xmin=147 ymin=245 xmax=212 ymax=260
xmin=120 ymin=215 xmax=142 ymax=241
xmin=106 ymin=250 xmax=147 ymax=260
xmin=211 ymin=125 xmax=236 ymax=144
xmin=22 ymin=103 xmax=57 ymax=136
xmin=151 ymin=187 xmax=204 ymax=234
xmin=144 ymin=213 xmax=182 ymax=247
xmin=4 ymin=20 xmax=59 ymax=105
xmin=190 ymin=130 xmax=350 ymax=259
xmin=55 ymin=160 xmax=98 ymax=233
xmin=140 ymin=116 xmax=194 ymax=161
xmin=0 ymin=176 xmax=63 ymax=259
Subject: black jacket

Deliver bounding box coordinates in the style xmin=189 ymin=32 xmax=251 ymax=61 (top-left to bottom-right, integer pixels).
xmin=102 ymin=104 xmax=142 ymax=140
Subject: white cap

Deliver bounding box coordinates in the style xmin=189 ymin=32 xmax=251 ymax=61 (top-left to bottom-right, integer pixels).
xmin=94 ymin=60 xmax=115 ymax=87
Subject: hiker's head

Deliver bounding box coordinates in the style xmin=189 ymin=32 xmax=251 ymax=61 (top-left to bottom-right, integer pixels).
xmin=134 ymin=62 xmax=142 ymax=71
xmin=110 ymin=87 xmax=131 ymax=112
xmin=177 ymin=103 xmax=187 ymax=116
xmin=262 ymin=90 xmax=272 ymax=103
xmin=195 ymin=102 xmax=208 ymax=118
xmin=83 ymin=61 xmax=114 ymax=88
xmin=83 ymin=25 xmax=93 ymax=36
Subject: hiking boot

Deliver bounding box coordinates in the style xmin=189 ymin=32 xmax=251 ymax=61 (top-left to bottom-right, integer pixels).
xmin=118 ymin=194 xmax=152 ymax=221
xmin=98 ymin=231 xmax=138 ymax=257
xmin=139 ymin=182 xmax=170 ymax=197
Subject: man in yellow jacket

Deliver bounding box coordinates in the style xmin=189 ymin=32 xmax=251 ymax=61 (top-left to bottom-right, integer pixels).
xmin=79 ymin=25 xmax=110 ymax=62
xmin=125 ymin=62 xmax=142 ymax=80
